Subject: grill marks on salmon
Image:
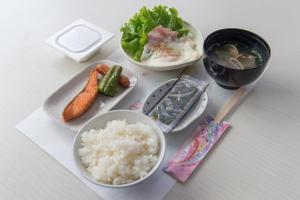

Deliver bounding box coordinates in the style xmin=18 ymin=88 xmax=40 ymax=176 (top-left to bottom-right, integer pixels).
xmin=62 ymin=69 xmax=99 ymax=122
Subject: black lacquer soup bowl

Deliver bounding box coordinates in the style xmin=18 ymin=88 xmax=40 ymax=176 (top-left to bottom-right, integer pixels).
xmin=203 ymin=28 xmax=271 ymax=89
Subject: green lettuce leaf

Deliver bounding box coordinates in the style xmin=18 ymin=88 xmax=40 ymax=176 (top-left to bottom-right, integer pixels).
xmin=120 ymin=5 xmax=189 ymax=61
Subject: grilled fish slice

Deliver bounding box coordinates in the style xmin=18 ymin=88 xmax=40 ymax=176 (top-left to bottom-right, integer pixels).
xmin=62 ymin=69 xmax=98 ymax=122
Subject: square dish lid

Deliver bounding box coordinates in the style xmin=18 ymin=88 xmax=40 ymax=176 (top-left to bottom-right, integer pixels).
xmin=56 ymin=24 xmax=102 ymax=53
xmin=46 ymin=19 xmax=114 ymax=62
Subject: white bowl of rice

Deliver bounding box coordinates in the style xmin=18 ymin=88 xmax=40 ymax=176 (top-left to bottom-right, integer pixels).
xmin=72 ymin=110 xmax=166 ymax=188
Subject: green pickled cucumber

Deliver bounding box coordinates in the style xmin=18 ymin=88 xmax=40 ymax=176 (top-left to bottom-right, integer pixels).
xmin=98 ymin=67 xmax=116 ymax=93
xmin=98 ymin=65 xmax=122 ymax=96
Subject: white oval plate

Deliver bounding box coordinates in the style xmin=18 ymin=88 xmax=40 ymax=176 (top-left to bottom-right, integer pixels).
xmin=73 ymin=110 xmax=166 ymax=188
xmin=120 ymin=21 xmax=204 ymax=71
xmin=43 ymin=60 xmax=138 ymax=131
xmin=142 ymin=78 xmax=208 ymax=134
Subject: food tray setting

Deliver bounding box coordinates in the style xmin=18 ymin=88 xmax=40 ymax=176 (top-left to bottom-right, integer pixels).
xmin=17 ymin=4 xmax=270 ymax=200
xmin=16 ymin=47 xmax=266 ymax=200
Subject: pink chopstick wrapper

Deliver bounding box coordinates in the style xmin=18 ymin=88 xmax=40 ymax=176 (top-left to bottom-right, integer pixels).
xmin=163 ymin=116 xmax=231 ymax=182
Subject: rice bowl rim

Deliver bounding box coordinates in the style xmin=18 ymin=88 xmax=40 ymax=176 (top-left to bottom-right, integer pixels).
xmin=72 ymin=110 xmax=166 ymax=188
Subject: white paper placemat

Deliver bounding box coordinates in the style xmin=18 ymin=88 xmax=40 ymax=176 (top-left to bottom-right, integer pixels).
xmin=16 ymin=49 xmax=260 ymax=200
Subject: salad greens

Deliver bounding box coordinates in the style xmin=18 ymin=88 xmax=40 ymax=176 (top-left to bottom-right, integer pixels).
xmin=120 ymin=5 xmax=189 ymax=61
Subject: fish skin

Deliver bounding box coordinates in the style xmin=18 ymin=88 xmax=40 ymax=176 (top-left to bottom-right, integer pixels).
xmin=62 ymin=69 xmax=98 ymax=122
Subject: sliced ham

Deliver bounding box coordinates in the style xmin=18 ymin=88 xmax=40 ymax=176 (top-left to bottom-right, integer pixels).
xmin=148 ymin=26 xmax=178 ymax=44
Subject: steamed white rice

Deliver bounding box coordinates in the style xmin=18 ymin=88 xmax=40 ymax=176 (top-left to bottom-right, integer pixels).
xmin=78 ymin=119 xmax=159 ymax=185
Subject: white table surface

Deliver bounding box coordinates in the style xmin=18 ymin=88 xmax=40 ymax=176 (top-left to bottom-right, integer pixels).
xmin=1 ymin=0 xmax=300 ymax=199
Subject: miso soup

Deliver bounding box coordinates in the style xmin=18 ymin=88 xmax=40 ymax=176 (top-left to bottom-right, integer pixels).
xmin=207 ymin=42 xmax=263 ymax=70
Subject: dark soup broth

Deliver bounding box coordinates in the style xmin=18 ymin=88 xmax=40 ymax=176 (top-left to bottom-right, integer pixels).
xmin=207 ymin=42 xmax=263 ymax=70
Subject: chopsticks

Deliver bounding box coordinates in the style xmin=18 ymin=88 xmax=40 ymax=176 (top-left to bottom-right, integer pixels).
xmin=214 ymin=87 xmax=246 ymax=123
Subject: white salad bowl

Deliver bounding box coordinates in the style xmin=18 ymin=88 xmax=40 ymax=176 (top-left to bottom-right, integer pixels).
xmin=72 ymin=110 xmax=166 ymax=188
xmin=120 ymin=21 xmax=204 ymax=71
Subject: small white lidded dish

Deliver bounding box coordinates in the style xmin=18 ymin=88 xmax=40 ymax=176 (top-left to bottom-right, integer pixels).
xmin=46 ymin=19 xmax=114 ymax=62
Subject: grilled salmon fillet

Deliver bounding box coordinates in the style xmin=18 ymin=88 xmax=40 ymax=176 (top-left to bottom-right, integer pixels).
xmin=63 ymin=69 xmax=98 ymax=122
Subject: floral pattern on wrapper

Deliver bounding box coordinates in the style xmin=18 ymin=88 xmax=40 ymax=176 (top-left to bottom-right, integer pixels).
xmin=164 ymin=116 xmax=231 ymax=182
